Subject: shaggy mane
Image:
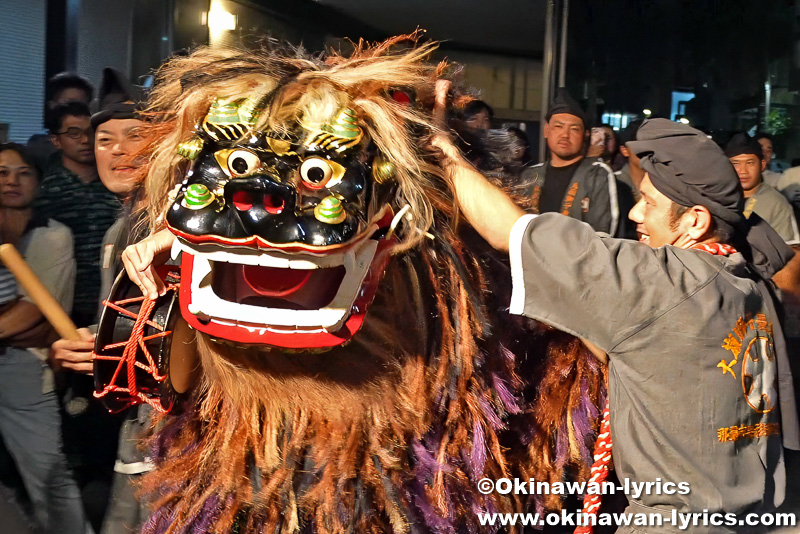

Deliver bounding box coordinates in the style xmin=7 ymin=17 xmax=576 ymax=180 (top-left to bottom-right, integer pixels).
xmin=136 ymin=37 xmax=607 ymax=534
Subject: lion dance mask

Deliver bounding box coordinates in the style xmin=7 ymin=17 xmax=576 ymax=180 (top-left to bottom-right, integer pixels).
xmin=93 ymin=38 xmax=607 ymax=534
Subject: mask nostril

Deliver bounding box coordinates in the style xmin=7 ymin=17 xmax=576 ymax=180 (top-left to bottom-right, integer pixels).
xmin=264 ymin=193 xmax=285 ymax=214
xmin=232 ymin=190 xmax=253 ymax=211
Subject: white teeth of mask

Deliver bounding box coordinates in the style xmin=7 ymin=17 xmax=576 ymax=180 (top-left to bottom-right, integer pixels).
xmin=177 ymin=238 xmax=378 ymax=332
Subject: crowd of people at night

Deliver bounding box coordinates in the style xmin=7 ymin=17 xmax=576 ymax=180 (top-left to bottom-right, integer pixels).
xmin=0 ymin=44 xmax=799 ymax=534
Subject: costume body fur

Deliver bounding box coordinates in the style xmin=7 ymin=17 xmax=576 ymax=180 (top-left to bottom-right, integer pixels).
xmin=135 ymin=38 xmax=607 ymax=534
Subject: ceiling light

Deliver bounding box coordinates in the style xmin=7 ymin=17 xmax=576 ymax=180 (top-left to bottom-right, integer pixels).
xmin=207 ymin=6 xmax=236 ymax=32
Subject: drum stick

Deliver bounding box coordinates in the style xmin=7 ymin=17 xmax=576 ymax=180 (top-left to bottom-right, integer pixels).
xmin=0 ymin=244 xmax=81 ymax=341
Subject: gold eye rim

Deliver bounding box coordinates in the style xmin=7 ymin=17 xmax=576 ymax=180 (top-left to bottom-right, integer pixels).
xmin=214 ymin=148 xmax=262 ymax=178
xmin=299 ymin=156 xmax=347 ymax=190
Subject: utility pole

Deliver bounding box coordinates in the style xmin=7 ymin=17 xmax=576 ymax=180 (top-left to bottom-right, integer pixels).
xmin=558 ymin=0 xmax=569 ymax=88
xmin=538 ymin=0 xmax=570 ymax=162
xmin=539 ymin=0 xmax=556 ymax=162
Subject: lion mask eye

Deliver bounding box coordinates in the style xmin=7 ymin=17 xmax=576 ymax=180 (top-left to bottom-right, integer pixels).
xmin=299 ymin=157 xmax=345 ymax=190
xmin=215 ymin=149 xmax=262 ymax=178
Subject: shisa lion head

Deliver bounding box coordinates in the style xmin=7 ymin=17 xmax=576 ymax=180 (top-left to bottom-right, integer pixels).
xmin=131 ymin=42 xmax=607 ymax=534
xmin=146 ymin=41 xmax=446 ymax=349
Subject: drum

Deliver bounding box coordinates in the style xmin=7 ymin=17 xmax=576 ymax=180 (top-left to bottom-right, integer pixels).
xmin=93 ymin=267 xmax=182 ymax=413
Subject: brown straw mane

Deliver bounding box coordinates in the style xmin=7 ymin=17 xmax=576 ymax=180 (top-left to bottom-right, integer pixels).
xmin=137 ymin=37 xmax=606 ymax=534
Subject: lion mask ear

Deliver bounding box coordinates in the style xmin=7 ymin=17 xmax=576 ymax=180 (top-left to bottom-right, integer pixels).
xmin=303 ymin=106 xmax=364 ymax=153
xmin=371 ymin=154 xmax=395 ymax=185
xmin=202 ymin=95 xmax=262 ymax=142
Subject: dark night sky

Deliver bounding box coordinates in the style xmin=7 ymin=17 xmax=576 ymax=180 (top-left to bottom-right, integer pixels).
xmin=317 ymin=0 xmax=547 ymax=56
xmin=566 ymin=0 xmax=795 ymax=118
xmin=318 ymin=0 xmax=796 ymax=124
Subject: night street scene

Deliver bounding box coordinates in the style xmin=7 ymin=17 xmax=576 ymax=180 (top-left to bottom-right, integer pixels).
xmin=1 ymin=1 xmax=800 ymax=533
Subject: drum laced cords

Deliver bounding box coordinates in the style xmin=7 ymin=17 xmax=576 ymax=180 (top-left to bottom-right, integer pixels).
xmin=92 ymin=284 xmax=178 ymax=414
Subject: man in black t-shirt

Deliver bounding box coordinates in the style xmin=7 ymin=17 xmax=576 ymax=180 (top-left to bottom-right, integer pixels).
xmin=520 ymin=88 xmax=619 ymax=234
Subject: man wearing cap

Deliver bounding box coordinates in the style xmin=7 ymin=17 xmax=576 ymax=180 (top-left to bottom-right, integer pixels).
xmin=49 ymin=67 xmax=155 ymax=534
xmin=519 ymin=88 xmax=619 ymax=235
xmin=36 ymin=70 xmax=144 ymax=533
xmin=433 ymin=86 xmax=799 ymax=531
xmin=726 ymin=132 xmax=799 ymax=243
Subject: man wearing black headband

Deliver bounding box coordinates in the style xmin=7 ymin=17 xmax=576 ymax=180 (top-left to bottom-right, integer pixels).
xmin=50 ymin=67 xmax=154 ymax=534
xmin=725 ymin=133 xmax=799 ymax=243
xmin=434 ymin=94 xmax=799 ymax=531
xmin=518 ymin=88 xmax=619 ymax=235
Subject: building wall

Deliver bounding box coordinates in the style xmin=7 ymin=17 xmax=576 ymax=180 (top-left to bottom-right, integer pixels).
xmin=0 ymin=0 xmax=47 ymax=142
xmin=209 ymin=0 xmax=302 ymax=49
xmin=76 ymin=0 xmax=135 ymax=86
xmin=442 ymin=50 xmax=543 ymax=122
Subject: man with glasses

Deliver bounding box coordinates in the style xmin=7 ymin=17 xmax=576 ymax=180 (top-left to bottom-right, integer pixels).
xmin=50 ymin=68 xmax=152 ymax=534
xmin=36 ymin=99 xmax=122 ymax=532
xmin=37 ymin=101 xmax=120 ymax=328
xmin=27 ymin=73 xmax=95 ymax=166
xmin=48 ymin=102 xmax=95 ymax=183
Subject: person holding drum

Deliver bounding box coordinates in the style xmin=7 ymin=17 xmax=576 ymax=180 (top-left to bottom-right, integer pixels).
xmin=49 ymin=68 xmax=154 ymax=534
